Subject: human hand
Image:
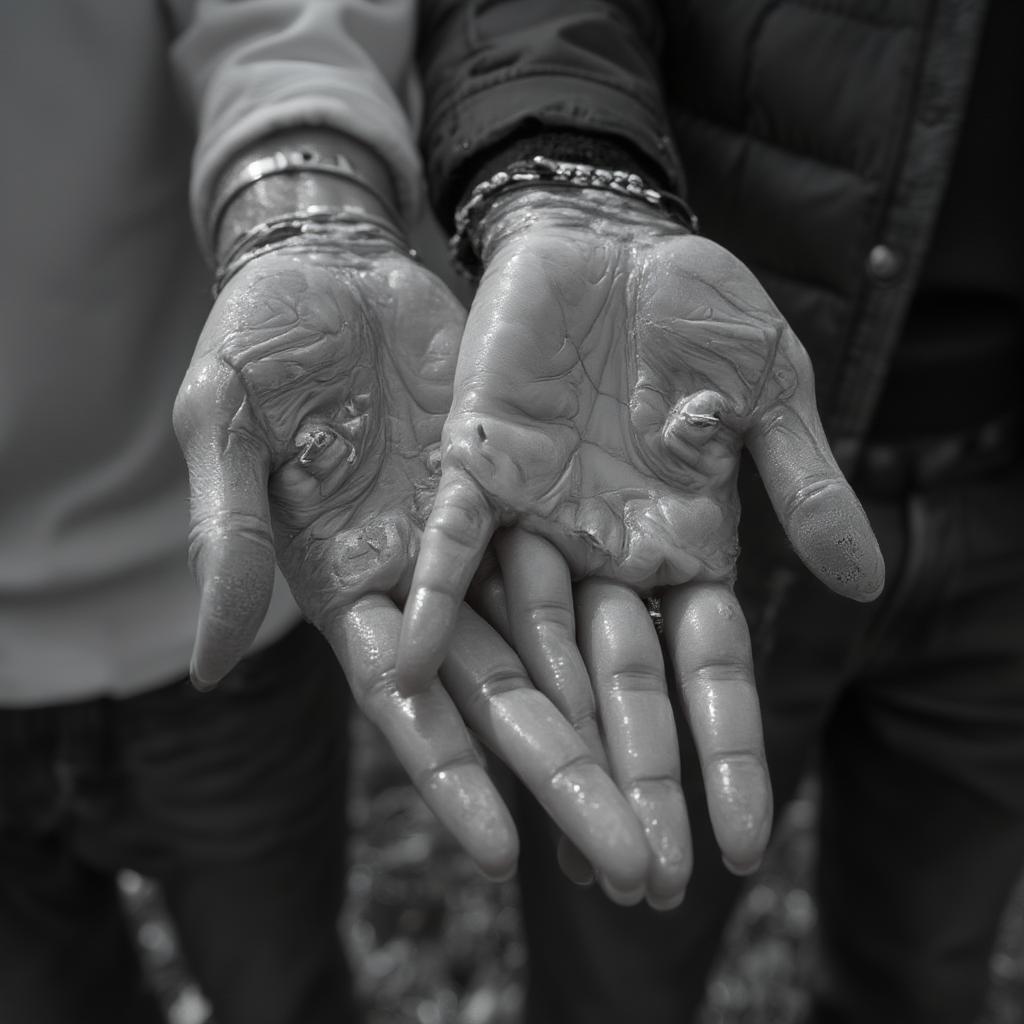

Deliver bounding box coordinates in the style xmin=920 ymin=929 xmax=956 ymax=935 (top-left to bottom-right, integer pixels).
xmin=173 ymin=233 xmax=651 ymax=889
xmin=398 ymin=187 xmax=885 ymax=874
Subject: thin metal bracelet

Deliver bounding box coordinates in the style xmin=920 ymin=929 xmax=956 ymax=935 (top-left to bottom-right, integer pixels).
xmin=450 ymin=155 xmax=700 ymax=277
xmin=213 ymin=209 xmax=409 ymax=295
xmin=209 ymin=146 xmax=403 ymax=249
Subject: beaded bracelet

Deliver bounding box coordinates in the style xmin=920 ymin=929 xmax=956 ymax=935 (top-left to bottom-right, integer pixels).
xmin=213 ymin=208 xmax=409 ymax=295
xmin=451 ymin=155 xmax=699 ymax=277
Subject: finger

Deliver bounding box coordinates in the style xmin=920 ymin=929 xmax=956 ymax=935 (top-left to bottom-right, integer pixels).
xmin=495 ymin=529 xmax=605 ymax=764
xmin=397 ymin=471 xmax=497 ymax=693
xmin=747 ymin=331 xmax=884 ymax=602
xmin=440 ymin=604 xmax=650 ymax=903
xmin=575 ymin=580 xmax=691 ymax=910
xmin=662 ymin=583 xmax=771 ymax=875
xmin=472 ymin=539 xmax=600 ymax=888
xmin=174 ymin=371 xmax=276 ymax=689
xmin=496 ymin=530 xmax=605 ymax=888
xmin=328 ymin=593 xmax=518 ymax=880
xmin=465 ymin=548 xmax=512 ymax=642
xmin=557 ymin=835 xmax=596 ymax=887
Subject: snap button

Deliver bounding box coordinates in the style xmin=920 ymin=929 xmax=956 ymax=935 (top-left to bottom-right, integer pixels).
xmin=866 ymin=244 xmax=903 ymax=282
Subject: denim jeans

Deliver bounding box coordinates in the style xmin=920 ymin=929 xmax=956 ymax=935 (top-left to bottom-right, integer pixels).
xmin=518 ymin=455 xmax=1024 ymax=1024
xmin=0 ymin=622 xmax=352 ymax=1024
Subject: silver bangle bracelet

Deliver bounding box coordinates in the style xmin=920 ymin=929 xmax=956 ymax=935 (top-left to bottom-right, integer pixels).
xmin=208 ymin=146 xmax=402 ymax=250
xmin=450 ymin=155 xmax=699 ymax=277
xmin=212 ymin=208 xmax=410 ymax=296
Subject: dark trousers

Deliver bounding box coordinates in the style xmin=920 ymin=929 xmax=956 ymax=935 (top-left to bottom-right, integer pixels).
xmin=519 ymin=458 xmax=1024 ymax=1024
xmin=0 ymin=622 xmax=352 ymax=1024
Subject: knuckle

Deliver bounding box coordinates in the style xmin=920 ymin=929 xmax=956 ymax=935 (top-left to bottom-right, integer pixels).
xmin=474 ymin=666 xmax=527 ymax=702
xmin=607 ymin=665 xmax=665 ymax=695
xmin=678 ymin=660 xmax=752 ymax=691
xmin=548 ymin=751 xmax=599 ymax=788
xmin=173 ymin=361 xmax=237 ymax=445
xmin=703 ymin=750 xmax=765 ymax=775
xmin=358 ymin=664 xmax=401 ymax=710
xmin=526 ymin=600 xmax=575 ymax=633
xmin=416 ymin=751 xmax=482 ymax=791
xmin=567 ymin=704 xmax=599 ymax=733
xmin=428 ymin=498 xmax=491 ymax=547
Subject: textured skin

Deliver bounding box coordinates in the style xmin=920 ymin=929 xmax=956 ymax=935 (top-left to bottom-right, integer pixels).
xmin=173 ymin=236 xmax=654 ymax=890
xmin=401 ymin=189 xmax=884 ymax=682
xmin=174 ymin=241 xmax=457 ymax=671
xmin=396 ymin=189 xmax=885 ymax=879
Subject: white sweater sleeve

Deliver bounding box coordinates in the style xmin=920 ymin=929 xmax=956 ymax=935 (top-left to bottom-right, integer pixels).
xmin=169 ymin=0 xmax=424 ymax=255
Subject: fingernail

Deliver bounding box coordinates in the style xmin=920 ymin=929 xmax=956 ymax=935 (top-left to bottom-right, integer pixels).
xmin=189 ymin=663 xmax=219 ymax=692
xmin=557 ymin=839 xmax=596 ymax=887
xmin=722 ymin=854 xmax=762 ymax=877
xmin=647 ymin=888 xmax=686 ymax=912
xmin=598 ymin=873 xmax=645 ymax=907
xmin=480 ymin=861 xmax=517 ymax=884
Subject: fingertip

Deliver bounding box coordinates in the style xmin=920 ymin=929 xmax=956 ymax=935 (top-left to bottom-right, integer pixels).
xmin=705 ymin=755 xmax=773 ymax=873
xmin=478 ymin=848 xmax=519 ymax=884
xmin=722 ymin=854 xmax=763 ymax=877
xmin=190 ymin=582 xmax=267 ymax=692
xmin=851 ymin=533 xmax=886 ymax=602
xmin=463 ymin=809 xmax=519 ymax=883
xmin=544 ymin=769 xmax=650 ymax=901
xmin=417 ymin=759 xmax=520 ymax=879
xmin=476 ymin=836 xmax=519 ymax=883
xmin=647 ymin=888 xmax=687 ymax=912
xmin=396 ymin=588 xmax=460 ymax=694
xmin=188 ymin=635 xmax=239 ymax=692
xmin=189 ymin=662 xmax=221 ymax=692
xmin=627 ymin=779 xmax=692 ymax=910
xmin=789 ymin=485 xmax=885 ymax=602
xmin=598 ymin=872 xmax=646 ymax=907
xmin=557 ymin=835 xmax=596 ymax=887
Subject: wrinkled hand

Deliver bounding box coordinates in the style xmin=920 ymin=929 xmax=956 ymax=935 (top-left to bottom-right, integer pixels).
xmin=398 ymin=189 xmax=885 ymax=874
xmin=173 ymin=235 xmax=652 ymax=890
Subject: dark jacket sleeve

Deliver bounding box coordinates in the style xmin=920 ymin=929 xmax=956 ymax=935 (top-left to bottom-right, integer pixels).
xmin=418 ymin=0 xmax=683 ymax=228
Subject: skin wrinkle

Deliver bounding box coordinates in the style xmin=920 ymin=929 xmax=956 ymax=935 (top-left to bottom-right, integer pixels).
xmin=783 ymin=481 xmax=853 ymax=544
xmin=606 ymin=668 xmax=671 ymax=694
xmin=547 ymin=751 xmax=601 ymax=789
xmin=413 ymin=751 xmax=485 ymax=792
xmin=704 ymin=751 xmax=766 ymax=771
xmin=469 ymin=666 xmax=537 ymax=703
xmin=628 ymin=773 xmax=685 ymax=789
xmin=432 ymin=192 xmax=872 ymax=598
xmin=187 ymin=512 xmax=273 ymax=559
xmin=679 ymin=662 xmax=755 ymax=686
xmin=443 ymin=226 xmax=759 ymax=584
xmin=479 ymin=260 xmax=745 ymax=581
xmin=394 ymin=186 xmax=883 ymax=885
xmin=181 ymin=241 xmax=473 ymax=653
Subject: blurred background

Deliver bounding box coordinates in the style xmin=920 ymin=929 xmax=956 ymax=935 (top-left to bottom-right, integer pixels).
xmin=121 ymin=712 xmax=1024 ymax=1024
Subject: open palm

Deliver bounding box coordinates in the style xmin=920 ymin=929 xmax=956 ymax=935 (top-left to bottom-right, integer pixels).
xmin=399 ymin=189 xmax=884 ymax=872
xmin=173 ymin=237 xmax=652 ymax=888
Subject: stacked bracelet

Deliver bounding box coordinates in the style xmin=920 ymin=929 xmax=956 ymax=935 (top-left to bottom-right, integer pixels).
xmin=208 ymin=146 xmax=403 ymax=252
xmin=450 ymin=155 xmax=699 ymax=277
xmin=213 ymin=208 xmax=408 ymax=296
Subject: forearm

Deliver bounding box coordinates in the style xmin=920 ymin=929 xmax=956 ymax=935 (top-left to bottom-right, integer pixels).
xmin=172 ymin=0 xmax=422 ymax=262
xmin=418 ymin=0 xmax=682 ymax=228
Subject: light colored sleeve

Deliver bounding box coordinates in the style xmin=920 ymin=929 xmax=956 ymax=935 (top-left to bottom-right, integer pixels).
xmin=169 ymin=0 xmax=424 ymax=246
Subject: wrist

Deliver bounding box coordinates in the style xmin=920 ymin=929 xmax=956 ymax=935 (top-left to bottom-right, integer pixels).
xmin=453 ymin=157 xmax=697 ymax=277
xmin=210 ymin=128 xmax=404 ymax=264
